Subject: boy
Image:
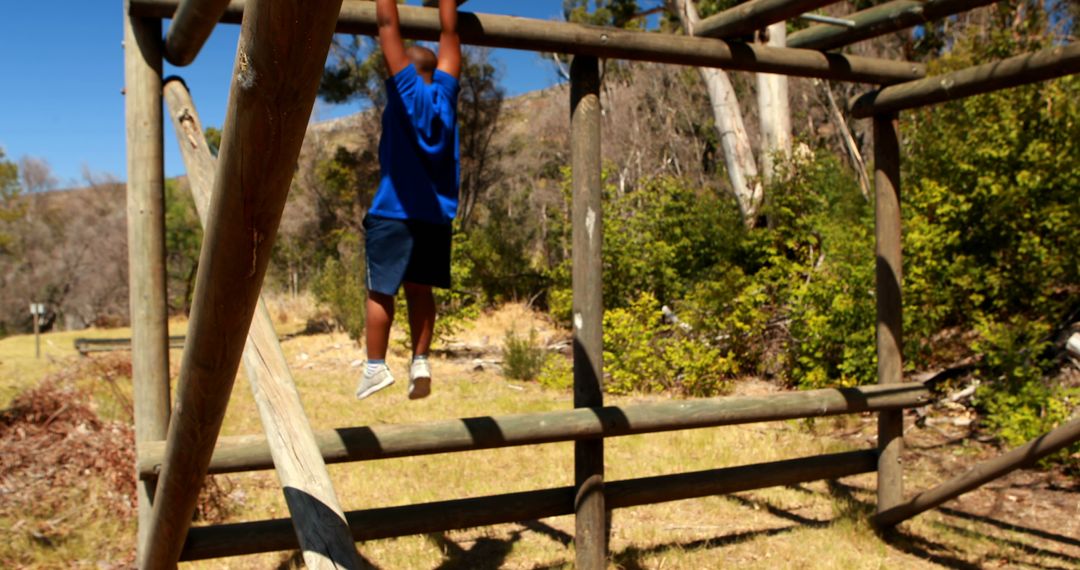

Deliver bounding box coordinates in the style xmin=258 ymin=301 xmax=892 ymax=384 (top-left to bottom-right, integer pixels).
xmin=356 ymin=0 xmax=462 ymax=401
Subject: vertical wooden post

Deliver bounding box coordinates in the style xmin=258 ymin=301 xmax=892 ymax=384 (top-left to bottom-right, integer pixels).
xmin=142 ymin=0 xmax=344 ymax=566
xmin=32 ymin=307 xmax=40 ymax=358
xmin=123 ymin=2 xmax=171 ymax=565
xmin=571 ymin=54 xmax=606 ymax=570
xmin=874 ymin=112 xmax=904 ymax=520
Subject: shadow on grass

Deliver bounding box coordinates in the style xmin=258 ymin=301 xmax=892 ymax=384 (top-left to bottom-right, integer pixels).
xmin=795 ymin=480 xmax=1077 ymax=570
xmin=611 ymin=525 xmax=803 ymax=570
xmin=931 ymin=520 xmax=1080 ymax=566
xmin=521 ymin=519 xmax=573 ymax=547
xmin=426 ymin=530 xmax=523 ymax=570
xmin=937 ymin=505 xmax=1080 ymax=549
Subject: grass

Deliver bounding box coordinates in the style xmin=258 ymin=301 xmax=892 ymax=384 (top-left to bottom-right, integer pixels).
xmin=2 ymin=304 xmax=1077 ymax=568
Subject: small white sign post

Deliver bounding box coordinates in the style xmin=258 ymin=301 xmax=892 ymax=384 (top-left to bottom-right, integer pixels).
xmin=29 ymin=303 xmax=45 ymax=358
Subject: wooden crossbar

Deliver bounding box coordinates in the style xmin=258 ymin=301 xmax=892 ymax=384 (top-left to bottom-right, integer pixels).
xmin=788 ymin=0 xmax=998 ymax=51
xmin=180 ymin=450 xmax=878 ymax=561
xmin=140 ymin=1 xmax=344 ymax=566
xmin=128 ymin=0 xmax=926 ymax=84
xmin=163 ymin=0 xmax=232 ymax=66
xmin=852 ymin=42 xmax=1080 ymax=117
xmin=138 ymin=383 xmax=931 ymax=478
xmin=695 ymin=0 xmax=837 ymax=40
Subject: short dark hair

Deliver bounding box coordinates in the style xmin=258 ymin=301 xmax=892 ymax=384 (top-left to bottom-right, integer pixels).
xmin=405 ymin=46 xmax=438 ymax=76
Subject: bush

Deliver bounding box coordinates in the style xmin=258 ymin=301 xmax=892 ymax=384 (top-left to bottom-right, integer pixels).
xmin=503 ymin=329 xmax=546 ymax=381
xmin=311 ymin=234 xmax=366 ymax=342
xmin=604 ymin=292 xmax=734 ymax=396
xmin=537 ymin=354 xmax=573 ymax=390
xmin=973 ymin=316 xmax=1079 ymax=466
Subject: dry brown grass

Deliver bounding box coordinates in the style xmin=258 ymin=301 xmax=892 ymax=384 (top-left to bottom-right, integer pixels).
xmin=1 ymin=305 xmax=1077 ymax=569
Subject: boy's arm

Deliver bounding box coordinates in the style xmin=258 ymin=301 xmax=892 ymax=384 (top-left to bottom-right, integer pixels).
xmin=376 ymin=0 xmax=409 ymax=76
xmin=436 ymin=0 xmax=462 ymax=79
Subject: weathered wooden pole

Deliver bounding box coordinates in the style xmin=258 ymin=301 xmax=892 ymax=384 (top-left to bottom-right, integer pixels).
xmin=181 ymin=450 xmax=878 ymax=561
xmin=851 ymin=42 xmax=1080 ymax=118
xmin=163 ymin=78 xmax=362 ymax=570
xmin=32 ymin=305 xmax=40 ymax=358
xmin=788 ymin=0 xmax=998 ymax=51
xmin=874 ymin=416 xmax=1080 ymax=528
xmin=139 ymin=382 xmax=933 ymax=477
xmin=571 ymin=54 xmax=606 ymax=570
xmin=695 ymin=0 xmax=834 ymax=40
xmin=130 ymin=0 xmax=927 ymax=84
xmin=142 ymin=0 xmax=344 ymax=566
xmin=874 ymin=112 xmax=904 ymax=519
xmin=163 ymin=0 xmax=233 ymax=66
xmin=123 ymin=2 xmax=171 ymax=565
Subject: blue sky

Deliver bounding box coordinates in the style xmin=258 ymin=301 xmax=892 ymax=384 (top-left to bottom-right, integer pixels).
xmin=0 ymin=1 xmax=570 ymax=186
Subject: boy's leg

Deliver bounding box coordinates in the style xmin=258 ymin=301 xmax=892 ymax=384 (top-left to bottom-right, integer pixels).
xmin=357 ymin=290 xmax=397 ymax=400
xmin=365 ymin=290 xmax=396 ymax=360
xmin=403 ymin=282 xmax=435 ymax=399
xmin=403 ymin=282 xmax=435 ymax=357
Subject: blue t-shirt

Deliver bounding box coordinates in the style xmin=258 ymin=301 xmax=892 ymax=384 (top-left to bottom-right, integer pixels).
xmin=369 ymin=64 xmax=460 ymax=225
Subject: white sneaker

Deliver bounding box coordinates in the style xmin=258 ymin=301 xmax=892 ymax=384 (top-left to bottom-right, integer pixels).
xmin=408 ymin=358 xmax=432 ymax=400
xmin=356 ymin=364 xmax=395 ymax=400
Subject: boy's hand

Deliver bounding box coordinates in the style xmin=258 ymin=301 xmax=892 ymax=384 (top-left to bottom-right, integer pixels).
xmin=376 ymin=0 xmax=408 ymax=76
xmin=436 ymin=0 xmax=462 ymax=79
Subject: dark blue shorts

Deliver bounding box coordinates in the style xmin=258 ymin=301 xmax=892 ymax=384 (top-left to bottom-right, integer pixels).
xmin=364 ymin=214 xmax=452 ymax=296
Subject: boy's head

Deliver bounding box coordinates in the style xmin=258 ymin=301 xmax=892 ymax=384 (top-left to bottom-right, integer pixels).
xmin=406 ymin=46 xmax=438 ymax=83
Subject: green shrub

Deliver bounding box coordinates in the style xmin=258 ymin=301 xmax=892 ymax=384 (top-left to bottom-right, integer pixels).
xmin=311 ymin=235 xmax=366 ymax=342
xmin=761 ymin=149 xmax=878 ymax=389
xmin=538 ymin=354 xmax=573 ymax=391
xmin=973 ymin=316 xmax=1078 ymax=467
xmin=603 ymin=292 xmax=734 ymax=396
xmin=503 ymin=329 xmax=547 ymax=381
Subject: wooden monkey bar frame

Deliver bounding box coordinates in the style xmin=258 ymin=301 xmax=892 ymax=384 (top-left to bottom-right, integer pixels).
xmin=121 ymin=0 xmax=1080 ymax=567
xmin=137 ymin=382 xmax=932 ymax=477
xmin=162 ymin=77 xmax=361 ymax=568
xmin=787 ymin=0 xmax=1000 ymax=50
xmin=131 ymin=0 xmax=927 ymax=83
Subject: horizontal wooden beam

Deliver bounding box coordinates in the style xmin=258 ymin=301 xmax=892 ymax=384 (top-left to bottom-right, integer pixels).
xmin=695 ymin=0 xmax=837 ymax=40
xmin=851 ymin=42 xmax=1080 ymax=117
xmin=788 ymin=0 xmax=998 ymax=51
xmin=75 ymin=336 xmax=186 ymax=354
xmin=874 ymin=416 xmax=1080 ymax=528
xmin=129 ymin=0 xmax=926 ymax=84
xmin=181 ymin=450 xmax=877 ymax=560
xmin=139 ymin=383 xmax=931 ymax=477
xmin=163 ymin=0 xmax=233 ymax=66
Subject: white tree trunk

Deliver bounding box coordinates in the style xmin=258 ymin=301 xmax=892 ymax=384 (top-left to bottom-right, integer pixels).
xmin=671 ymin=0 xmax=762 ymax=225
xmin=756 ymin=22 xmax=792 ymax=186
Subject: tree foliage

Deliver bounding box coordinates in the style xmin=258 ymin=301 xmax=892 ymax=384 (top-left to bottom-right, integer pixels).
xmin=563 ymin=0 xmax=643 ymax=28
xmin=0 ymin=150 xmax=24 ymax=255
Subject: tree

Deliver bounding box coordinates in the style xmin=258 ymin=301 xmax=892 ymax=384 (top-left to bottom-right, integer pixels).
xmin=18 ymin=156 xmax=58 ymax=194
xmin=563 ymin=0 xmax=645 ymax=28
xmin=0 ymin=150 xmax=24 ymax=255
xmin=669 ymin=0 xmax=763 ymax=225
xmin=754 ymin=22 xmax=791 ymax=187
xmin=456 ymin=49 xmax=505 ymax=226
